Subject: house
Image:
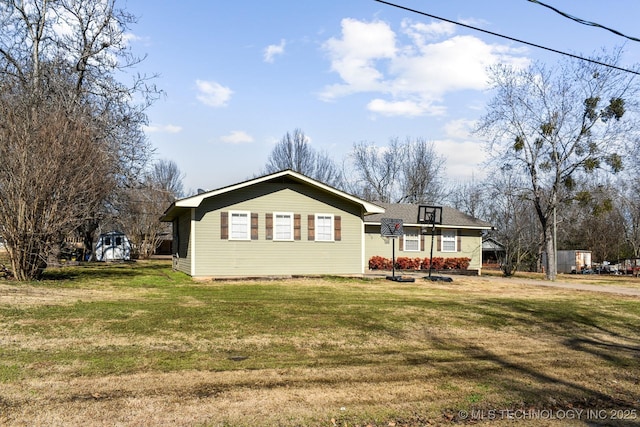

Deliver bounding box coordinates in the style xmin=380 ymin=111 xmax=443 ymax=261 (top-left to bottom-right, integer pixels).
xmin=161 ymin=170 xmax=492 ymax=278
xmin=160 ymin=170 xmax=384 ymax=278
xmin=364 ymin=203 xmax=492 ymax=273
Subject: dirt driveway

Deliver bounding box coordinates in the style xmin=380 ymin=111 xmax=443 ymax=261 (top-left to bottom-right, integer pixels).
xmin=475 ymin=274 xmax=640 ymax=297
xmin=367 ymin=271 xmax=640 ymax=297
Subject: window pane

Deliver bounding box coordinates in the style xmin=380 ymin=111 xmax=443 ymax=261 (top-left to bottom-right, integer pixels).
xmin=442 ymin=230 xmax=456 ymax=252
xmin=316 ymin=215 xmax=333 ymax=241
xmin=275 ymin=213 xmax=292 ymax=240
xmin=230 ymin=213 xmax=249 ymax=239
xmin=404 ymin=235 xmax=419 ymax=251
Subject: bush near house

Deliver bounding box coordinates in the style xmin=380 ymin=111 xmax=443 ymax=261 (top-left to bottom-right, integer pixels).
xmin=368 ymin=256 xmax=471 ymax=271
xmin=368 ymin=255 xmax=393 ymax=270
xmin=395 ymin=257 xmax=422 ymax=270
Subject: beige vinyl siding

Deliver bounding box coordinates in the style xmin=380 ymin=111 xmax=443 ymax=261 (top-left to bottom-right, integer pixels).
xmin=364 ymin=224 xmax=402 ymax=266
xmin=174 ymin=211 xmax=192 ymax=274
xmin=457 ymin=229 xmax=484 ymax=270
xmin=192 ymin=182 xmax=364 ymax=277
xmin=364 ymin=225 xmax=484 ymax=271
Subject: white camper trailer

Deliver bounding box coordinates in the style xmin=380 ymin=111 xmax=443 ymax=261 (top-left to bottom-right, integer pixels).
xmin=557 ymin=250 xmax=592 ymax=274
xmin=95 ymin=231 xmax=132 ymax=261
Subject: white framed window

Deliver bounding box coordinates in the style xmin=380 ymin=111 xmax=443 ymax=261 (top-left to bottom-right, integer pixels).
xmin=441 ymin=229 xmax=457 ymax=252
xmin=315 ymin=214 xmax=334 ymax=241
xmin=274 ymin=212 xmax=293 ymax=241
xmin=404 ymin=234 xmax=420 ymax=252
xmin=229 ymin=211 xmax=250 ymax=240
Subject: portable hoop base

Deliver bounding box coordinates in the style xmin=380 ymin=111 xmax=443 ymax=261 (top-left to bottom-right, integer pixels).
xmin=424 ymin=275 xmax=452 ymax=282
xmin=386 ymin=275 xmax=416 ymax=282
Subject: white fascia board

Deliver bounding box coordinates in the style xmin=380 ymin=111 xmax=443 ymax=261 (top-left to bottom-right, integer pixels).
xmin=175 ymin=170 xmax=385 ymax=214
xmin=364 ymin=221 xmax=492 ymax=230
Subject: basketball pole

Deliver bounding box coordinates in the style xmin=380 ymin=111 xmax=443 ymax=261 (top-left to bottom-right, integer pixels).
xmin=391 ymin=237 xmax=396 ymax=279
xmin=428 ymin=220 xmax=435 ymax=279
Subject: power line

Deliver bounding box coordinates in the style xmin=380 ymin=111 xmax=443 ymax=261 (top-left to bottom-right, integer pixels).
xmin=373 ymin=0 xmax=640 ymax=76
xmin=527 ymin=0 xmax=640 ymax=43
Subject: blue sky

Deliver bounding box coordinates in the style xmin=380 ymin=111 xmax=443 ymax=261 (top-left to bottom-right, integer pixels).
xmin=123 ymin=0 xmax=640 ymax=194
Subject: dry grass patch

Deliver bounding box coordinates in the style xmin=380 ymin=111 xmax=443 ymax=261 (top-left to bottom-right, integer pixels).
xmin=0 ymin=262 xmax=639 ymax=426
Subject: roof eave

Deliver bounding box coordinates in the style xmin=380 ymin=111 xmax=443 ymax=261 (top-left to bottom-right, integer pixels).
xmin=364 ymin=221 xmax=492 ymax=230
xmin=169 ymin=169 xmax=385 ymax=214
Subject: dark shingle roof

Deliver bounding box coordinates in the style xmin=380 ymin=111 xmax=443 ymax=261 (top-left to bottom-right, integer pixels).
xmin=365 ymin=202 xmax=491 ymax=229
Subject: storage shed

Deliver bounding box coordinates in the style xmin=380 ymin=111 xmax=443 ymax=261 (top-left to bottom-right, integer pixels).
xmin=95 ymin=231 xmax=132 ymax=261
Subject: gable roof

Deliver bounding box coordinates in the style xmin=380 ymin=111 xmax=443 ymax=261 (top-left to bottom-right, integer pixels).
xmin=364 ymin=202 xmax=492 ymax=230
xmin=483 ymin=237 xmax=505 ymax=251
xmin=161 ymin=169 xmax=385 ymax=221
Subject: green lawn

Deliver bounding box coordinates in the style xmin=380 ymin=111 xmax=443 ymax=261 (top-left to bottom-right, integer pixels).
xmin=1 ymin=261 xmax=639 ymax=426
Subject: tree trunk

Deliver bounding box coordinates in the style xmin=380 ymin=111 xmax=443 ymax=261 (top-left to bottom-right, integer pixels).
xmin=544 ymin=229 xmax=557 ymax=280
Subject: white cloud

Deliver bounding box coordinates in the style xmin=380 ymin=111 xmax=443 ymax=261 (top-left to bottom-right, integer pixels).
xmin=367 ymin=99 xmax=444 ymax=117
xmin=320 ymin=18 xmax=396 ymax=100
xmin=195 ymin=80 xmax=233 ymax=107
xmin=264 ymin=39 xmax=286 ymax=63
xmin=220 ymin=130 xmax=254 ymax=144
xmin=321 ymin=18 xmax=529 ymax=117
xmin=143 ymin=124 xmax=182 ymax=134
xmin=435 ymin=137 xmax=488 ymax=182
xmin=123 ymin=32 xmax=142 ymax=43
xmin=443 ymin=118 xmax=476 ymax=139
xmin=434 ymin=118 xmax=489 ymax=182
xmin=401 ymin=19 xmax=456 ymax=46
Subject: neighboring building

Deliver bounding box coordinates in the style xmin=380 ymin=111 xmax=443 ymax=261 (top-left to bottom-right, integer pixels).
xmin=161 ymin=170 xmax=493 ymax=278
xmin=160 ymin=170 xmax=384 ymax=278
xmin=482 ymin=237 xmax=505 ymax=267
xmin=364 ymin=203 xmax=492 ymax=273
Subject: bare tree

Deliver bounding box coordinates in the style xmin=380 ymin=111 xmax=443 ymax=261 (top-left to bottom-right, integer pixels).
xmin=399 ymin=138 xmax=447 ymax=204
xmin=476 ymin=48 xmax=640 ymax=280
xmin=347 ymin=137 xmax=446 ymax=203
xmin=348 ymin=139 xmax=403 ymax=203
xmin=448 ymin=178 xmax=486 ymax=220
xmin=0 ymin=73 xmax=115 ymax=279
xmin=118 ymin=160 xmax=183 ymax=259
xmin=484 ymin=167 xmax=541 ymax=275
xmin=264 ymin=129 xmax=343 ymax=188
xmin=0 ymin=0 xmax=157 ymax=279
xmin=150 ymin=159 xmax=185 ymax=199
xmin=556 ymin=179 xmax=626 ymax=263
xmin=617 ymin=177 xmax=640 ymax=259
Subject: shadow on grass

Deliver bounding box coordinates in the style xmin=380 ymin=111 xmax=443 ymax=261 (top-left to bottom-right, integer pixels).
xmin=41 ymin=260 xmax=176 ymax=284
xmin=430 ymin=336 xmax=639 ymax=426
xmin=408 ymin=297 xmax=640 ymax=423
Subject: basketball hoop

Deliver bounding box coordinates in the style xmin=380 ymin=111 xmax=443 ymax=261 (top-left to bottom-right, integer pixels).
xmin=381 ymin=218 xmax=403 ymax=237
xmin=418 ymin=205 xmax=451 ymax=282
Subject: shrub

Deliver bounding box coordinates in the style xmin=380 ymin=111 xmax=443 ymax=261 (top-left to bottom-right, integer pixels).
xmin=443 ymin=257 xmax=458 ymax=269
xmin=421 ymin=257 xmax=471 ymax=270
xmin=369 ymin=256 xmax=392 ymax=270
xmin=370 ymin=256 xmax=471 ymax=271
xmin=455 ymin=257 xmax=471 ymax=269
xmin=430 ymin=257 xmax=445 ymax=270
xmin=395 ymin=257 xmax=421 ymax=270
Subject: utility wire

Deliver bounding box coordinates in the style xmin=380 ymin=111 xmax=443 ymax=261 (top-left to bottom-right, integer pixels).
xmin=373 ymin=0 xmax=640 ymax=76
xmin=527 ymin=0 xmax=640 ymax=43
